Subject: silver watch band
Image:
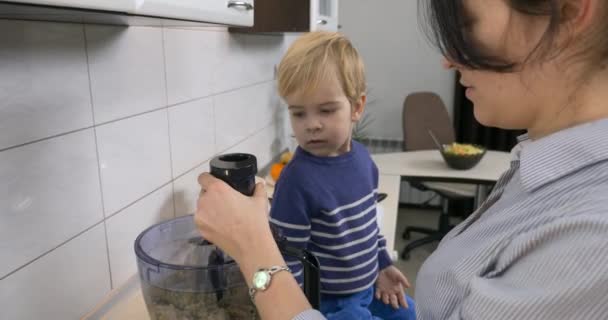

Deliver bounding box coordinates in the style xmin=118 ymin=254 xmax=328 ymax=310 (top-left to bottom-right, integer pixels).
xmin=249 ymin=265 xmax=291 ymax=302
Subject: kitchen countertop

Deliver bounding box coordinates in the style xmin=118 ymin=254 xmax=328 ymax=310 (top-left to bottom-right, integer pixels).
xmin=83 ymin=275 xmax=149 ymax=320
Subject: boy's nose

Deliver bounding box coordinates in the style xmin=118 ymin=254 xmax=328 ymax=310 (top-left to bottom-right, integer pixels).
xmin=306 ymin=119 xmax=322 ymax=132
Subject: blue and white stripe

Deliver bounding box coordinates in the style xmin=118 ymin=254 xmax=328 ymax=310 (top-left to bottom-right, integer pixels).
xmin=270 ymin=141 xmax=392 ymax=295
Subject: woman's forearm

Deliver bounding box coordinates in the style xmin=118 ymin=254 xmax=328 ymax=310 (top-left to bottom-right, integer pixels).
xmin=194 ymin=175 xmax=324 ymax=319
xmin=236 ymin=232 xmax=314 ymax=320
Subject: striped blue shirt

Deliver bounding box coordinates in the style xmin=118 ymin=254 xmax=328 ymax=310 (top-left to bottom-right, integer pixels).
xmin=270 ymin=141 xmax=392 ymax=295
xmin=292 ymin=118 xmax=608 ymax=319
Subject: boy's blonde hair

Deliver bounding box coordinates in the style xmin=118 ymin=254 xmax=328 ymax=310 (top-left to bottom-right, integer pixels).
xmin=277 ymin=31 xmax=366 ymax=103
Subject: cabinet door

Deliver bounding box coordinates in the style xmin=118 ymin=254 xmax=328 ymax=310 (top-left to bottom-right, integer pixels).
xmin=5 ymin=0 xmax=137 ymax=12
xmin=135 ymin=0 xmax=254 ymax=26
xmin=310 ymin=0 xmax=338 ymax=31
xmin=7 ymin=0 xmax=254 ymax=26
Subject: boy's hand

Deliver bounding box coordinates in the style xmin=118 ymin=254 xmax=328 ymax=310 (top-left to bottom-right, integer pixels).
xmin=375 ymin=265 xmax=411 ymax=309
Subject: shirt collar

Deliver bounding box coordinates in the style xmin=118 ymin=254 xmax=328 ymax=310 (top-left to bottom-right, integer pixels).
xmin=517 ymin=117 xmax=608 ymax=192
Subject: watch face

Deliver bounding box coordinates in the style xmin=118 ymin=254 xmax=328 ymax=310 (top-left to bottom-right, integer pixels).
xmin=253 ymin=271 xmax=270 ymax=289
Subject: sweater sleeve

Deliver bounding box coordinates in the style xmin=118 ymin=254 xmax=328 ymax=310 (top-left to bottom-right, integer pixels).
xmin=371 ymin=161 xmax=393 ymax=270
xmin=376 ymin=235 xmax=393 ymax=270
xmin=269 ymin=167 xmax=313 ymax=285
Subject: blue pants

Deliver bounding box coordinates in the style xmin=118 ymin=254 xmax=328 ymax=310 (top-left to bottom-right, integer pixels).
xmin=320 ymin=287 xmax=416 ymax=320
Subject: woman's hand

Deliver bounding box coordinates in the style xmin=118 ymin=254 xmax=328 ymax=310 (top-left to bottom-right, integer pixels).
xmin=375 ymin=265 xmax=411 ymax=309
xmin=194 ymin=173 xmax=313 ymax=320
xmin=194 ymin=173 xmax=272 ymax=264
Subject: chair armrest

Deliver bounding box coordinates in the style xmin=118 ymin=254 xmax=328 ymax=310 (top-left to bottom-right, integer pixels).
xmin=377 ymin=193 xmax=388 ymax=203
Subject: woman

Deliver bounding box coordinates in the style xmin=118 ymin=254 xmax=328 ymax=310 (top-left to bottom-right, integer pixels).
xmin=195 ymin=0 xmax=608 ymax=319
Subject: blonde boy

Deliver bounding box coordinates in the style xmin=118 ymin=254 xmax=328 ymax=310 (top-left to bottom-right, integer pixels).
xmin=270 ymin=31 xmax=416 ymax=320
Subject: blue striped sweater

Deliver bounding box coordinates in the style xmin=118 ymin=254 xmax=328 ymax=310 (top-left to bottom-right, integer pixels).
xmin=269 ymin=141 xmax=392 ymax=295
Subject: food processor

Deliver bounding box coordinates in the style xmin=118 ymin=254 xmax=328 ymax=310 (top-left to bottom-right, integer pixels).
xmin=134 ymin=153 xmax=321 ymax=320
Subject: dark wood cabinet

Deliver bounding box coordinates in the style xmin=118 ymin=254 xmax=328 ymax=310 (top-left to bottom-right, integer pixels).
xmin=230 ymin=0 xmax=339 ymax=33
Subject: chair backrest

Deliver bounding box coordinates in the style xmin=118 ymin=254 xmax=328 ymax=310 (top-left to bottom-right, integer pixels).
xmin=402 ymin=92 xmax=455 ymax=151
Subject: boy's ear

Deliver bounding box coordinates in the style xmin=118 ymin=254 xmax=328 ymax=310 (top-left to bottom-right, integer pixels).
xmin=351 ymin=95 xmax=367 ymax=122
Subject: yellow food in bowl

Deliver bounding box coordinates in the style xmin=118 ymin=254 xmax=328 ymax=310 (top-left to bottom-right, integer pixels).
xmin=444 ymin=143 xmax=484 ymax=156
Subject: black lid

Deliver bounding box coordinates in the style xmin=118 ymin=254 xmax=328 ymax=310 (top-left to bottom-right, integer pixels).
xmin=210 ymin=153 xmax=257 ymax=180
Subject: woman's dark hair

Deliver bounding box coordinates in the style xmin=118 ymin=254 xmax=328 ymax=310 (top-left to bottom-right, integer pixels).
xmin=421 ymin=0 xmax=607 ymax=72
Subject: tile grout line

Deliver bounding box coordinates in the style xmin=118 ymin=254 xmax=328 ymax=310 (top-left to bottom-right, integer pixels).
xmin=0 ymin=178 xmax=177 ymax=282
xmin=160 ymin=26 xmax=178 ymax=219
xmin=0 ymin=124 xmax=277 ymax=282
xmin=166 ymin=79 xmax=274 ymax=109
xmin=172 ymin=119 xmax=276 ymax=181
xmin=212 ymin=79 xmax=275 ymax=99
xmin=0 ymin=105 xmax=164 ymax=154
xmin=0 ymin=218 xmax=107 ymax=281
xmin=82 ymin=23 xmax=114 ymax=290
xmin=0 ymin=79 xmax=276 ymax=154
xmin=0 ymin=125 xmax=95 ymax=153
xmin=103 ymin=181 xmax=174 ymax=221
xmin=0 ymin=188 xmax=215 ymax=282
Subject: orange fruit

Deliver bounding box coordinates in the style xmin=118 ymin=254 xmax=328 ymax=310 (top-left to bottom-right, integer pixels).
xmin=270 ymin=163 xmax=285 ymax=181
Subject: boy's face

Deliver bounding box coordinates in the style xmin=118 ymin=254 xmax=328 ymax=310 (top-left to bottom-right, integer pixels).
xmin=285 ymin=72 xmax=365 ymax=157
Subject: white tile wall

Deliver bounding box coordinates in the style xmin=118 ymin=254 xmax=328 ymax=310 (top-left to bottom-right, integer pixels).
xmin=0 ymin=129 xmax=104 ymax=278
xmin=214 ymin=81 xmax=277 ymax=152
xmin=0 ymin=20 xmax=92 ymax=150
xmin=213 ymin=33 xmax=283 ymax=93
xmin=96 ymin=109 xmax=172 ymax=215
xmin=163 ymin=28 xmax=221 ymax=105
xmin=173 ymin=161 xmax=209 ymax=217
xmin=0 ymin=224 xmax=111 ymax=319
xmin=86 ymin=25 xmax=167 ymax=124
xmin=226 ymin=122 xmax=289 ymax=171
xmin=106 ymin=184 xmax=174 ymax=288
xmin=0 ymin=18 xmax=287 ymax=318
xmin=168 ymin=97 xmax=215 ymax=177
xmin=172 ymin=121 xmax=286 ymax=218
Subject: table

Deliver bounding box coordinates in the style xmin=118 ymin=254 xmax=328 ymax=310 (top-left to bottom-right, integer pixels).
xmin=372 ymin=150 xmax=512 ymax=257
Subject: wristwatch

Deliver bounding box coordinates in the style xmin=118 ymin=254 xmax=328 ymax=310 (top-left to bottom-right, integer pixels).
xmin=249 ymin=265 xmax=291 ymax=301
